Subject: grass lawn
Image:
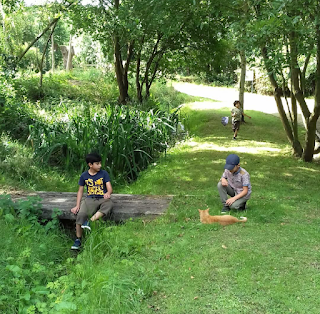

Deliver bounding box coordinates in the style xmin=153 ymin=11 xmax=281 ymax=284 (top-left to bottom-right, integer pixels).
xmin=108 ymin=102 xmax=319 ymax=313
xmin=2 ymin=99 xmax=320 ymax=313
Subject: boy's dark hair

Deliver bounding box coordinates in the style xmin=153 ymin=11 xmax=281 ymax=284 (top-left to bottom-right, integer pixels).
xmin=233 ymin=100 xmax=241 ymax=106
xmin=86 ymin=153 xmax=102 ymax=165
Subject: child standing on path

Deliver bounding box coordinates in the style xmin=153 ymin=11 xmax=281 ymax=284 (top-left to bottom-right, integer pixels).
xmin=231 ymin=100 xmax=251 ymax=140
xmin=217 ymin=154 xmax=252 ymax=213
xmin=70 ymin=153 xmax=113 ymax=250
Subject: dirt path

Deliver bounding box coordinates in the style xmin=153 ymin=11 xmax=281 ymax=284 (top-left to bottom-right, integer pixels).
xmin=173 ymin=82 xmax=314 ymax=122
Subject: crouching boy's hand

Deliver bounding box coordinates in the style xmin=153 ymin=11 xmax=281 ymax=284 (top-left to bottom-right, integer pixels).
xmin=221 ymin=178 xmax=228 ymax=187
xmin=71 ymin=206 xmax=80 ymax=214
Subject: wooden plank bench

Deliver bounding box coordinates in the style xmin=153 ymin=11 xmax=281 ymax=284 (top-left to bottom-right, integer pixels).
xmin=12 ymin=192 xmax=173 ymax=222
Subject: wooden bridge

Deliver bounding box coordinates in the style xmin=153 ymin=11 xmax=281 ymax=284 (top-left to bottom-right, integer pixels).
xmin=13 ymin=192 xmax=173 ymax=222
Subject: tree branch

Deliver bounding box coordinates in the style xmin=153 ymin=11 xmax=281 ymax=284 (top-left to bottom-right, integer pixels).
xmin=39 ymin=19 xmax=59 ymax=88
xmin=17 ymin=1 xmax=76 ymax=63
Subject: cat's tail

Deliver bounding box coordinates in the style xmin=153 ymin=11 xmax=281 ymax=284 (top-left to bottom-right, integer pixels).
xmin=239 ymin=217 xmax=247 ymax=223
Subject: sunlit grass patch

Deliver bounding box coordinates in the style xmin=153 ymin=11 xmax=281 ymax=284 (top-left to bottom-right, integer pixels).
xmin=184 ymin=139 xmax=283 ymax=154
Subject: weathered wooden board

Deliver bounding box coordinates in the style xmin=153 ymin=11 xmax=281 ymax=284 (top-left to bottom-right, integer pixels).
xmin=12 ymin=192 xmax=173 ymax=222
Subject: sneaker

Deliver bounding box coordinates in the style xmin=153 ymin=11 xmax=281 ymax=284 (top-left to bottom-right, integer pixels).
xmin=233 ymin=137 xmax=237 ymax=140
xmin=81 ymin=220 xmax=91 ymax=231
xmin=221 ymin=206 xmax=230 ymax=214
xmin=71 ymin=238 xmax=81 ymax=250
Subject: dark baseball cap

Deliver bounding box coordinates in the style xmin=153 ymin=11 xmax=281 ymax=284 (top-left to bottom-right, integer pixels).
xmin=224 ymin=154 xmax=240 ymax=170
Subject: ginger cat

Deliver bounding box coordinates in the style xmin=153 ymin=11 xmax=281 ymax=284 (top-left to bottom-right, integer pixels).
xmin=198 ymin=208 xmax=247 ymax=226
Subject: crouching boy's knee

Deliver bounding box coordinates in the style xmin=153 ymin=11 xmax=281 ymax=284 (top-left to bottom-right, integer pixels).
xmin=217 ymin=181 xmax=223 ymax=190
xmin=230 ymin=200 xmax=247 ymax=210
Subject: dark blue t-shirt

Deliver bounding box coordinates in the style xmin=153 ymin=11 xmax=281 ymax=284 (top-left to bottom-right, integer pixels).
xmin=78 ymin=170 xmax=111 ymax=198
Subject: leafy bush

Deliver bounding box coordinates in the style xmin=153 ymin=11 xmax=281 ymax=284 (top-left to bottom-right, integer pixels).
xmin=0 ymin=74 xmax=35 ymax=140
xmin=0 ymin=137 xmax=40 ymax=183
xmin=0 ymin=135 xmax=79 ymax=191
xmin=0 ymin=88 xmax=35 ymax=141
xmin=14 ymin=69 xmax=119 ymax=103
xmin=141 ymin=80 xmax=198 ymax=112
xmin=14 ymin=72 xmax=79 ymax=101
xmin=0 ymin=70 xmax=193 ymax=189
xmin=0 ymin=213 xmax=69 ymax=314
xmin=0 ymin=194 xmax=60 ymax=230
xmin=254 ymin=73 xmax=274 ymax=95
xmin=29 ymin=102 xmax=179 ymax=183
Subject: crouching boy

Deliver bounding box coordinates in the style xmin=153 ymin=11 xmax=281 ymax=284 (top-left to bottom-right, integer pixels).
xmin=70 ymin=153 xmax=113 ymax=250
xmin=217 ymin=154 xmax=251 ymax=213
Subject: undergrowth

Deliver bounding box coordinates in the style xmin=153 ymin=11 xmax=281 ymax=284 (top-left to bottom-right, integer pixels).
xmin=0 ymin=196 xmax=69 ymax=314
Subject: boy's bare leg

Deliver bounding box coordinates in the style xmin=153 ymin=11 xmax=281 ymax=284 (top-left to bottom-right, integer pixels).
xmin=76 ymin=224 xmax=83 ymax=238
xmin=234 ymin=129 xmax=238 ymax=138
xmin=91 ymin=211 xmax=104 ymax=221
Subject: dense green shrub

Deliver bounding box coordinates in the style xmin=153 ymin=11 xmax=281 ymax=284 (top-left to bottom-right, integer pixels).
xmin=14 ymin=69 xmax=196 ymax=111
xmin=0 ymin=100 xmax=35 ymax=141
xmin=29 ymin=102 xmax=180 ymax=183
xmin=0 ymin=194 xmax=61 ymax=230
xmin=138 ymin=80 xmax=197 ymax=112
xmin=0 ymin=75 xmax=35 ymax=140
xmin=14 ymin=69 xmax=119 ymax=103
xmin=0 ymin=204 xmax=69 ymax=314
xmin=1 ymin=70 xmax=192 ymax=189
xmin=253 ymin=73 xmax=274 ymax=95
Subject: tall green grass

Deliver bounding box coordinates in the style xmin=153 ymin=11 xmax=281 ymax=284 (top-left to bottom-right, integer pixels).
xmin=14 ymin=69 xmax=119 ymax=103
xmin=0 ymin=214 xmax=70 ymax=314
xmin=29 ymin=103 xmax=180 ymax=183
xmin=0 ymin=69 xmax=199 ymax=189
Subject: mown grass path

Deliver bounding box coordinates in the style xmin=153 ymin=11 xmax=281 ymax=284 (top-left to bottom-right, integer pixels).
xmin=113 ymin=95 xmax=320 ymax=313
xmin=173 ymin=81 xmax=315 ymax=117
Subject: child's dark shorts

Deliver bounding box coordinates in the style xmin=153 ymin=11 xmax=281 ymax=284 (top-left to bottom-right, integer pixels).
xmin=76 ymin=197 xmax=113 ymax=225
xmin=232 ymin=120 xmax=241 ymax=132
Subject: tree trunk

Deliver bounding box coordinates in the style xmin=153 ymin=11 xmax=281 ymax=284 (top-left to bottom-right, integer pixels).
xmin=113 ymin=0 xmax=129 ymax=104
xmin=261 ymin=46 xmax=303 ymax=156
xmin=136 ymin=36 xmax=144 ymax=103
xmin=302 ymin=26 xmax=320 ymax=161
xmin=291 ymin=87 xmax=298 ymax=140
xmin=145 ymin=52 xmax=164 ymax=100
xmin=51 ymin=30 xmax=55 ymax=72
xmin=144 ymin=51 xmax=165 ymax=100
xmin=301 ymin=53 xmax=311 ymax=95
xmin=142 ymin=35 xmax=163 ymax=98
xmin=114 ymin=37 xmax=127 ymax=104
xmin=66 ymin=34 xmax=73 ymax=71
xmin=239 ymin=49 xmax=246 ymax=109
xmin=290 ymin=90 xmax=303 ymax=156
xmin=17 ymin=1 xmax=75 ymax=64
xmin=123 ymin=41 xmax=134 ymax=95
xmin=289 ymin=32 xmax=310 ymax=122
xmin=136 ymin=50 xmax=143 ymax=103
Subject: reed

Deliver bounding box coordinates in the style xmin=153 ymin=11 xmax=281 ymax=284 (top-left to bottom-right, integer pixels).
xmin=29 ymin=102 xmax=179 ymax=183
